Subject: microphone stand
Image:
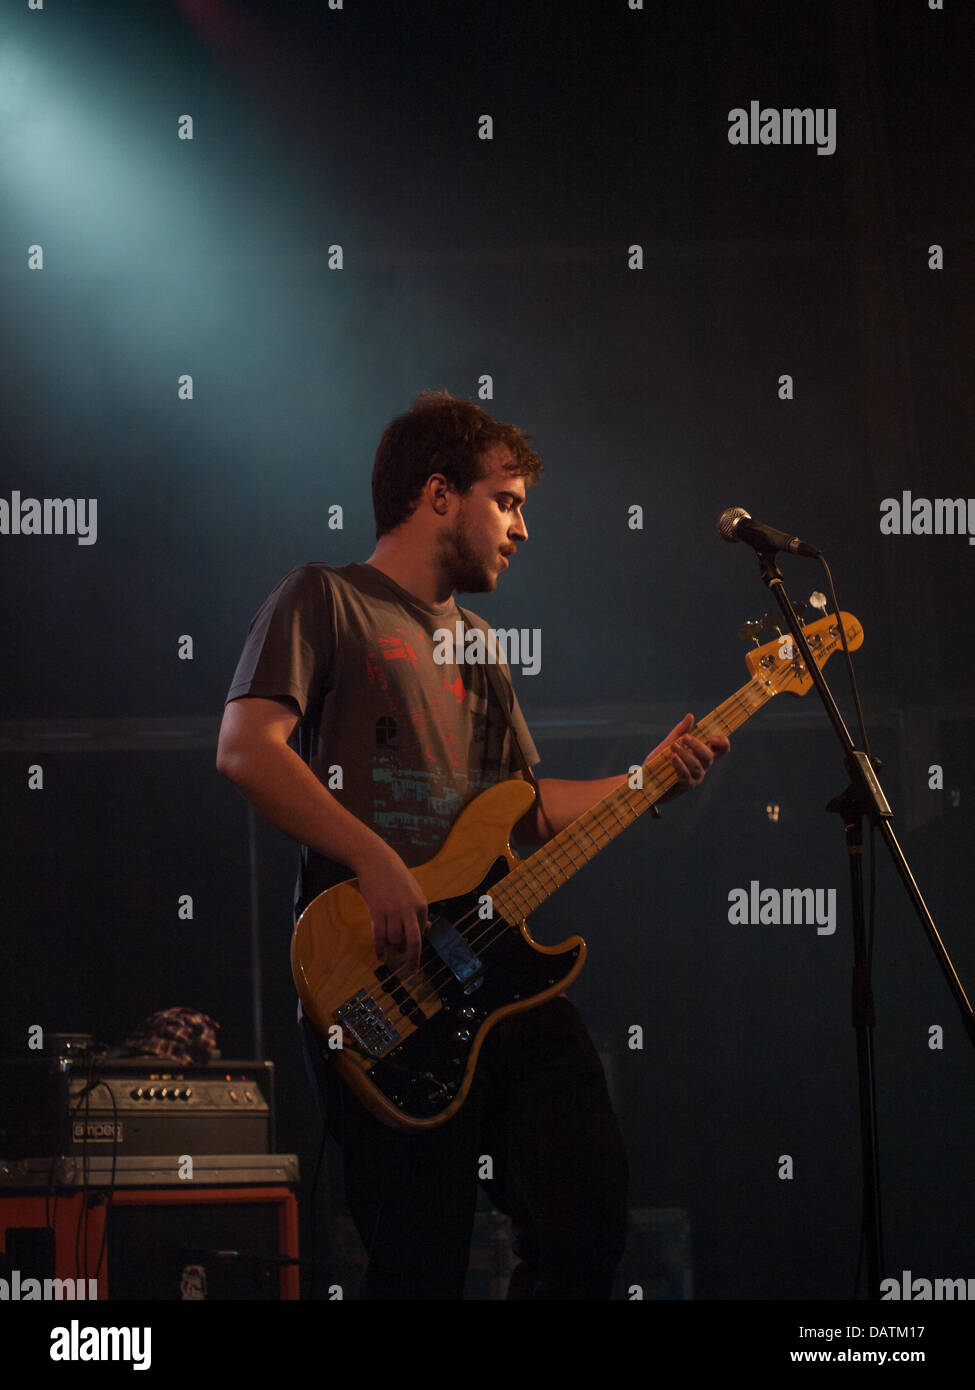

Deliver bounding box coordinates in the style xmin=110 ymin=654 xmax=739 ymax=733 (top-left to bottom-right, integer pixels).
xmin=755 ymin=550 xmax=975 ymax=1300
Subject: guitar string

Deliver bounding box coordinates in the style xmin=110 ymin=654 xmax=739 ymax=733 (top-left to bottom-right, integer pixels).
xmin=344 ymin=666 xmax=791 ymax=1027
xmin=452 ymin=622 xmax=848 ymax=964
xmin=328 ymin=626 xmax=844 ymax=1035
xmin=405 ymin=709 xmax=735 ymax=985
xmin=372 ymin=672 xmax=778 ymax=1010
xmin=357 ymin=682 xmax=768 ymax=1024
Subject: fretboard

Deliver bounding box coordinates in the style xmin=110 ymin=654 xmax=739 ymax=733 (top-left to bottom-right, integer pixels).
xmin=491 ymin=672 xmax=777 ymax=921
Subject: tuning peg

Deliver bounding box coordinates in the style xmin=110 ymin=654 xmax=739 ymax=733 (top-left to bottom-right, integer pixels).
xmin=809 ymin=591 xmax=828 ymax=613
xmin=737 ymin=619 xmax=763 ymax=645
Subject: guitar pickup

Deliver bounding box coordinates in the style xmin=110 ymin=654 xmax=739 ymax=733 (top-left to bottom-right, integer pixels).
xmin=373 ymin=966 xmax=425 ymax=1025
xmin=426 ymin=915 xmax=484 ymax=993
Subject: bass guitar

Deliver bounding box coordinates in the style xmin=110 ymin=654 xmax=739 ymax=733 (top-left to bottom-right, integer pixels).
xmin=291 ymin=609 xmax=862 ymax=1131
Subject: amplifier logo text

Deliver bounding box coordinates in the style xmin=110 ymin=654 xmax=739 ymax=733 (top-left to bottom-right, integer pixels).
xmin=72 ymin=1120 xmax=123 ymax=1142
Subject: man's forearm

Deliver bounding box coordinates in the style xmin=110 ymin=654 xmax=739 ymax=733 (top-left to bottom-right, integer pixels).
xmin=217 ymin=740 xmax=388 ymax=875
xmin=515 ymin=775 xmax=629 ymax=844
xmin=513 ymin=716 xmax=729 ymax=844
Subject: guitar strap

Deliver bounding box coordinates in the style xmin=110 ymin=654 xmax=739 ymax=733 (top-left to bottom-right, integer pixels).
xmin=455 ymin=605 xmax=540 ymax=795
xmin=455 ymin=609 xmax=654 ymax=823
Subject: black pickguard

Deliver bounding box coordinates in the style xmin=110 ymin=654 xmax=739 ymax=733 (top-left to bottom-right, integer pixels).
xmin=365 ymin=858 xmax=580 ymax=1122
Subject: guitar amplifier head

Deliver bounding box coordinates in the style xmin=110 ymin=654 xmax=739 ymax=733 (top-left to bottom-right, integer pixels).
xmin=0 ymin=1058 xmax=276 ymax=1158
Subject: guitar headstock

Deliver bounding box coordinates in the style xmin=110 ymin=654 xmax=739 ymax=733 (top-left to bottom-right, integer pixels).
xmin=744 ymin=611 xmax=863 ymax=696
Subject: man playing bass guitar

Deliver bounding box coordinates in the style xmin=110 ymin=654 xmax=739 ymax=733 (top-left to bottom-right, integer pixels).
xmin=216 ymin=389 xmax=729 ymax=1299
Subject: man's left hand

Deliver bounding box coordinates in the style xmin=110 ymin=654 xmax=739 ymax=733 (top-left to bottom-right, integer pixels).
xmin=645 ymin=712 xmax=730 ymax=802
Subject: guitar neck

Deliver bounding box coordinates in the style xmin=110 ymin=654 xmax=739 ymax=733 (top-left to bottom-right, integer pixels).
xmin=492 ymin=671 xmax=777 ymax=920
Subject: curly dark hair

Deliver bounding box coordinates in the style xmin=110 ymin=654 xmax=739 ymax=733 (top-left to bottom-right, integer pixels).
xmin=371 ymin=389 xmax=543 ymax=538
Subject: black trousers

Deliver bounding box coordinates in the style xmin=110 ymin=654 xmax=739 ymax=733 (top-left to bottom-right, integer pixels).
xmin=301 ymin=995 xmax=629 ymax=1300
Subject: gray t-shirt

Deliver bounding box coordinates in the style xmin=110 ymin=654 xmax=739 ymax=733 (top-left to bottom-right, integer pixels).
xmin=225 ymin=561 xmax=540 ymax=913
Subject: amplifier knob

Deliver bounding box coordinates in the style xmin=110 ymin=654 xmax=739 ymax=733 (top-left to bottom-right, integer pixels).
xmin=183 ymin=1088 xmax=193 ymax=1100
xmin=172 ymin=1088 xmax=181 ymax=1099
xmin=147 ymin=1087 xmax=157 ymax=1099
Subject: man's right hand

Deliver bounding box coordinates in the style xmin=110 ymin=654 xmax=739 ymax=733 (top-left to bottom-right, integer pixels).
xmin=352 ymin=840 xmax=428 ymax=974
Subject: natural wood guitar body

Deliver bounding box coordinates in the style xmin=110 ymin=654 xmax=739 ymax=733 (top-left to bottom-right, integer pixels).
xmin=291 ymin=778 xmax=586 ymax=1131
xmin=291 ymin=611 xmax=863 ymax=1132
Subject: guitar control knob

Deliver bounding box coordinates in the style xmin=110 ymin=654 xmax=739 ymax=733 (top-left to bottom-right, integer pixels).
xmin=453 ymin=1029 xmax=470 ymax=1043
xmin=459 ymin=1007 xmax=475 ymax=1020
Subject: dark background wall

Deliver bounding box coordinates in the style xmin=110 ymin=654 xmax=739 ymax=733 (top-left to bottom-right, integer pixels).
xmin=1 ymin=0 xmax=972 ymax=1307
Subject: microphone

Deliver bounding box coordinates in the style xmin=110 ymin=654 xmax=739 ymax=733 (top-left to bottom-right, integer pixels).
xmin=716 ymin=506 xmax=821 ymax=559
